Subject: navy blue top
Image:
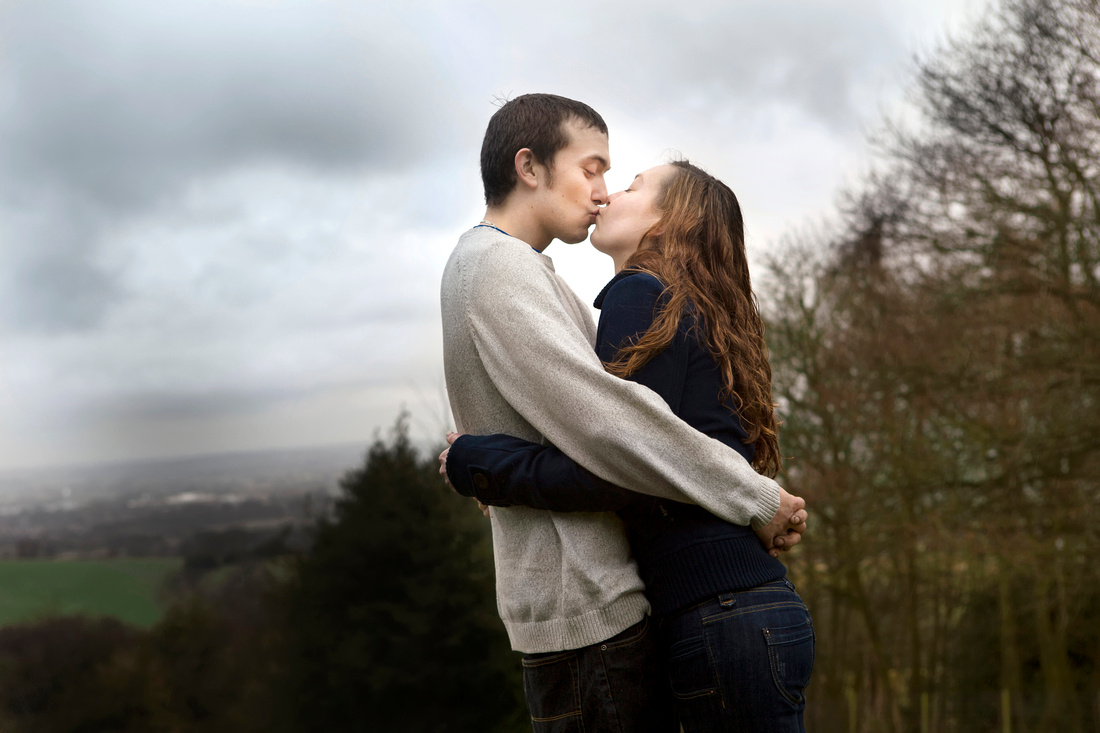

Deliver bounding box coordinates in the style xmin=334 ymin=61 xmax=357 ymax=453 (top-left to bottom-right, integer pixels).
xmin=447 ymin=270 xmax=785 ymax=615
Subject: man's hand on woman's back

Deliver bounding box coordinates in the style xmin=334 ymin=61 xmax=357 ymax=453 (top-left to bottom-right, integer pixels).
xmin=755 ymin=488 xmax=808 ymax=558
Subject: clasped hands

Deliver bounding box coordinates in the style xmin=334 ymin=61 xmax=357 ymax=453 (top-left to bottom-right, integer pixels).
xmin=438 ymin=431 xmax=808 ymax=558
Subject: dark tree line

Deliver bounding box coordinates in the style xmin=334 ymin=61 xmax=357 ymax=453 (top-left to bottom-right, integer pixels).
xmin=0 ymin=418 xmax=525 ymax=732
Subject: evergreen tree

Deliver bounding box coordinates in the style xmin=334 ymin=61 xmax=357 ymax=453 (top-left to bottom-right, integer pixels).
xmin=282 ymin=416 xmax=524 ymax=732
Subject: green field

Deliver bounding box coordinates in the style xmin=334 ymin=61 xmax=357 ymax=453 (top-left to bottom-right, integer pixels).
xmin=0 ymin=558 xmax=183 ymax=629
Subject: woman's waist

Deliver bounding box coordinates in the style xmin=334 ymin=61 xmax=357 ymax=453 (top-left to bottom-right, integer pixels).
xmin=627 ymin=531 xmax=787 ymax=616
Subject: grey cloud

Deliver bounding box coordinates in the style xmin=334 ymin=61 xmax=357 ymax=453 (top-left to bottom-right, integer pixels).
xmin=0 ymin=192 xmax=119 ymax=332
xmin=662 ymin=4 xmax=900 ymax=130
xmin=87 ymin=379 xmax=381 ymax=421
xmin=0 ymin=0 xmax=468 ymax=334
xmin=1 ymin=0 xmax=459 ymax=212
xmin=12 ymin=251 xmax=116 ymax=332
xmin=500 ymin=0 xmax=904 ymax=134
xmin=0 ymin=0 xmax=955 ymax=469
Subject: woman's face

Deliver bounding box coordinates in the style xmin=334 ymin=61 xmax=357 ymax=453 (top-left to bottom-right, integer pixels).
xmin=591 ymin=164 xmax=675 ymax=266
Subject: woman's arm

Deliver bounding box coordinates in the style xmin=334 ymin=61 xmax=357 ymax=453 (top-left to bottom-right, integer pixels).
xmin=442 ymin=432 xmax=657 ymax=512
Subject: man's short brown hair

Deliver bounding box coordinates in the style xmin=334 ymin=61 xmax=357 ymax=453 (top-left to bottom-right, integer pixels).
xmin=480 ymin=94 xmax=607 ymax=207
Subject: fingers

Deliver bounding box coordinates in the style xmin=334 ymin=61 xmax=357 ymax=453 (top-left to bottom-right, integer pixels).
xmin=788 ymin=509 xmax=808 ymax=539
xmin=446 ymin=431 xmax=460 ymax=445
xmin=779 ymin=530 xmax=802 ymax=550
xmin=438 ymin=448 xmax=452 ymax=487
xmin=756 ymin=488 xmax=809 ymax=556
xmin=477 ymin=501 xmax=490 ymax=519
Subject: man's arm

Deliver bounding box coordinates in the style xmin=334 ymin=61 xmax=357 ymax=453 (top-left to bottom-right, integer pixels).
xmin=460 ymin=245 xmax=791 ymax=533
xmin=439 ymin=432 xmax=804 ymax=555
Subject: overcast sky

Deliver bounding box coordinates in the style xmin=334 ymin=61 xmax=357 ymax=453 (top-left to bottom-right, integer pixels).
xmin=0 ymin=0 xmax=988 ymax=471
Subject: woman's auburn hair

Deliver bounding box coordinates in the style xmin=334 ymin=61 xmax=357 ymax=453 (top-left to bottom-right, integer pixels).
xmin=606 ymin=160 xmax=782 ymax=477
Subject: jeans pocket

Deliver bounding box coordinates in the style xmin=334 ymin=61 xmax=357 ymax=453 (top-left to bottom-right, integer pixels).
xmin=665 ymin=634 xmax=718 ymax=701
xmin=603 ymin=614 xmax=650 ymax=650
xmin=762 ymin=612 xmax=815 ymax=706
xmin=522 ymin=651 xmax=583 ymax=731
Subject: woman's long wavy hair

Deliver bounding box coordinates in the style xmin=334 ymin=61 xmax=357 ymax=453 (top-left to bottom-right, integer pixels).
xmin=607 ymin=160 xmax=782 ymax=476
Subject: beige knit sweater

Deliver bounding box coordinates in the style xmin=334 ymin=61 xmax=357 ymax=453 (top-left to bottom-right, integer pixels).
xmin=440 ymin=226 xmax=781 ymax=653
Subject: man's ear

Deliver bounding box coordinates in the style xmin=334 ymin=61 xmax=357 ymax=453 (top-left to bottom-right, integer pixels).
xmin=514 ymin=148 xmax=540 ymax=190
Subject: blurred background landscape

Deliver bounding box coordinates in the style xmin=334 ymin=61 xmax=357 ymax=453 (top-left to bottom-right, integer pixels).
xmin=1 ymin=0 xmax=1097 ymax=731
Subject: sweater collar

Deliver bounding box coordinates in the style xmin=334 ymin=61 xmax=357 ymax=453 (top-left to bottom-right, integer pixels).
xmin=593 ymin=269 xmax=644 ymax=310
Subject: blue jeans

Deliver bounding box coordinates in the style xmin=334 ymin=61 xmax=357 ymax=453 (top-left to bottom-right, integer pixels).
xmin=520 ymin=614 xmax=677 ymax=733
xmin=659 ymin=579 xmax=815 ymax=732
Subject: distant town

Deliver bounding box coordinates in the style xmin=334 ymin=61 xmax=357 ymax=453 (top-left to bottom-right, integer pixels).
xmin=0 ymin=443 xmax=369 ymax=560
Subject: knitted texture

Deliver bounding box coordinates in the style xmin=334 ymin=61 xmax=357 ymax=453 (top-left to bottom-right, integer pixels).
xmin=440 ymin=226 xmax=780 ymax=652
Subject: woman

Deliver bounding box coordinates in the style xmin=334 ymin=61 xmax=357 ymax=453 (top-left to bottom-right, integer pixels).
xmin=442 ymin=160 xmax=814 ymax=731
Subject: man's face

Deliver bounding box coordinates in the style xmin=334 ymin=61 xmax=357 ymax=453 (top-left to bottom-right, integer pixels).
xmin=537 ymin=120 xmax=610 ymax=245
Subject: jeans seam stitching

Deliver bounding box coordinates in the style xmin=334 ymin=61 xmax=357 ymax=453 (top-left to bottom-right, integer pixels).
xmin=602 ymin=615 xmax=649 ymax=651
xmin=702 ymin=621 xmax=728 ymax=710
xmin=766 ymin=639 xmax=803 ymax=706
xmin=597 ymin=642 xmax=623 ymax=733
xmin=531 ymin=711 xmax=583 ymax=723
xmin=574 ymin=655 xmax=585 ymax=733
xmin=703 ymin=600 xmax=806 ymax=623
xmin=523 ymin=651 xmax=575 ymax=668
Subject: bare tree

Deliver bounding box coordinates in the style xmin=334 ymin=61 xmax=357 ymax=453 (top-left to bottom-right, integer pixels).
xmin=765 ymin=1 xmax=1100 ymax=730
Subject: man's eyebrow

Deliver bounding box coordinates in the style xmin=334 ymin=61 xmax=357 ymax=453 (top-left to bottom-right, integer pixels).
xmin=584 ymin=154 xmax=610 ymax=171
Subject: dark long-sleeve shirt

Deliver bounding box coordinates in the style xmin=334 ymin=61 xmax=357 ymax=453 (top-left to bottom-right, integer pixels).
xmin=447 ymin=270 xmax=785 ymax=616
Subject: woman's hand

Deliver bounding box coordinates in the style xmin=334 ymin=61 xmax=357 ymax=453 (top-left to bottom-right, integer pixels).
xmin=437 ymin=432 xmax=461 ymax=489
xmin=438 ymin=431 xmax=490 ymax=518
xmin=435 ymin=431 xmax=462 ymax=488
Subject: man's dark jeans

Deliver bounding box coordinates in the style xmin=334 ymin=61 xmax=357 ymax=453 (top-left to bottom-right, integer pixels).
xmin=520 ymin=614 xmax=675 ymax=733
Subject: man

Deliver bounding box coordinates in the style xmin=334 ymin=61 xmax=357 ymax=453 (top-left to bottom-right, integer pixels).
xmin=440 ymin=93 xmax=806 ymax=730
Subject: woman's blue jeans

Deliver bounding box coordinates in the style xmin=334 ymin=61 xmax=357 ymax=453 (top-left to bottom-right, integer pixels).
xmin=659 ymin=578 xmax=814 ymax=732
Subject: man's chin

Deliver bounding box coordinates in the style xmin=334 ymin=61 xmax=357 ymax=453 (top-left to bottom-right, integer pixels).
xmin=557 ymin=227 xmax=592 ymax=245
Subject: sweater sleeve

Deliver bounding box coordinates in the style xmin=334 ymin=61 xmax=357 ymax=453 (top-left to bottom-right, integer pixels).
xmin=462 ymin=246 xmax=780 ymax=529
xmin=444 ymin=274 xmax=684 ymax=514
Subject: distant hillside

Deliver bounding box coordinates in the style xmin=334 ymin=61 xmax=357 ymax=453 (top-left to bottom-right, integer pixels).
xmin=0 ymin=442 xmax=369 ymax=512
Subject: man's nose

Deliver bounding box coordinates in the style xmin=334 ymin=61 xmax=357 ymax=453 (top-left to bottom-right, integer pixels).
xmin=592 ymin=181 xmax=609 ymax=205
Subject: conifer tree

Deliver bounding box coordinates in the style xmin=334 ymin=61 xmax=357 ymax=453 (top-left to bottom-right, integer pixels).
xmin=282 ymin=416 xmax=524 ymax=732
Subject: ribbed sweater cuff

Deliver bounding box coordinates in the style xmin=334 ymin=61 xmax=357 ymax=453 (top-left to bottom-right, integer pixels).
xmin=750 ymin=479 xmax=782 ymax=529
